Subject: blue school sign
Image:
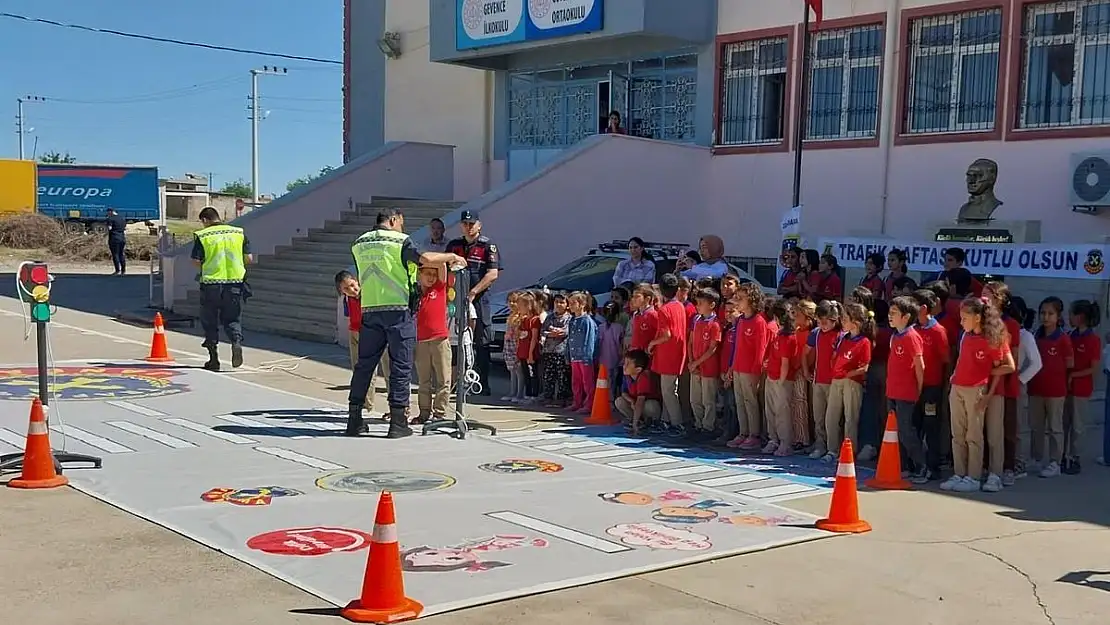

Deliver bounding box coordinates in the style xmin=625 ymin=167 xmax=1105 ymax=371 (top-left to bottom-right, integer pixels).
xmin=456 ymin=0 xmax=603 ymax=50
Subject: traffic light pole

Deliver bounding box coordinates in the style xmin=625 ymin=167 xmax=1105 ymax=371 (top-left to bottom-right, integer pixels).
xmin=423 ymin=268 xmax=497 ymax=440
xmin=0 ymin=263 xmax=102 ymax=473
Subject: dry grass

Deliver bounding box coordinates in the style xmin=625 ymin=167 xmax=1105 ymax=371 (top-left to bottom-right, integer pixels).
xmin=0 ymin=213 xmax=160 ymax=262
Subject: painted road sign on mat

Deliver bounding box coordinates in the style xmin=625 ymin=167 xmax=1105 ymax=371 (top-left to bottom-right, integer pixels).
xmin=490 ymin=426 xmax=875 ymax=502
xmin=1 ymin=361 xmax=833 ymax=618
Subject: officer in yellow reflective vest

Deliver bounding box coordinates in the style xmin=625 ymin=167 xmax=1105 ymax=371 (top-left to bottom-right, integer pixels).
xmin=191 ymin=206 xmax=252 ymax=372
xmin=347 ymin=208 xmax=466 ymax=438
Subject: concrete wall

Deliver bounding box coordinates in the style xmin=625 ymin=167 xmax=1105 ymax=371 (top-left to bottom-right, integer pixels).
xmin=164 ymin=141 xmax=456 ymax=308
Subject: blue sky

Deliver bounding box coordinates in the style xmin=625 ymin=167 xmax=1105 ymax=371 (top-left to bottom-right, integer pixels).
xmin=0 ymin=1 xmax=342 ymax=197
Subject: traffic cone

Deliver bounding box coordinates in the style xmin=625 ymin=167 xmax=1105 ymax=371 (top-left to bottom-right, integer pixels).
xmin=815 ymin=439 xmax=872 ymax=534
xmin=341 ymin=491 xmax=423 ymax=623
xmin=144 ymin=312 xmax=174 ymax=363
xmin=8 ymin=398 xmax=68 ymax=490
xmin=865 ymin=411 xmax=911 ymax=490
xmin=585 ymin=364 xmax=618 ymax=426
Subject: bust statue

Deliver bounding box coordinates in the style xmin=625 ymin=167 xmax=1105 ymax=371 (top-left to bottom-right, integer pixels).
xmin=957 ymin=158 xmax=1003 ymax=222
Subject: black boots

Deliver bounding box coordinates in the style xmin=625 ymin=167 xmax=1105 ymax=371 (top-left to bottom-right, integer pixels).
xmin=345 ymin=404 xmax=369 ymax=437
xmin=387 ymin=406 xmax=413 ymax=439
xmin=231 ymin=342 xmax=244 ymax=368
xmin=203 ymin=345 xmax=220 ymax=372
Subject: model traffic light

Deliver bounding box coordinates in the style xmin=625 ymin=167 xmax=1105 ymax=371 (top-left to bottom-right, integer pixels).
xmin=19 ymin=262 xmax=51 ymax=323
xmin=446 ymin=271 xmax=457 ymax=320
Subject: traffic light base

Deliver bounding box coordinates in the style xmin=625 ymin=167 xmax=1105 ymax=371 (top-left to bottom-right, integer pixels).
xmin=0 ymin=450 xmax=103 ymax=474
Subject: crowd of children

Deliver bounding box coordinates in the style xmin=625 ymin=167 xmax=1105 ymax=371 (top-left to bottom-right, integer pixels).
xmin=498 ymin=246 xmax=1104 ymax=494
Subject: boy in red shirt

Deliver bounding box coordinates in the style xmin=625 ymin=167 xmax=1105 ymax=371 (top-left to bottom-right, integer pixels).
xmin=764 ymin=299 xmax=799 ymax=456
xmin=911 ymin=289 xmax=950 ymax=476
xmin=888 ymin=296 xmax=928 ymax=482
xmin=687 ymin=289 xmax=722 ymax=439
xmin=714 ymin=300 xmax=741 ymax=446
xmin=335 ymin=270 xmax=383 ymax=415
xmin=415 ymin=265 xmax=451 ymax=423
xmin=648 ymin=274 xmax=688 ymax=437
xmin=616 ymin=349 xmax=662 ymax=436
xmin=726 ymin=283 xmax=769 ymax=451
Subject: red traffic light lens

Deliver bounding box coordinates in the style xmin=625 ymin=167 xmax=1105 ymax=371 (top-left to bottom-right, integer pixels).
xmin=30 ymin=265 xmax=49 ymax=284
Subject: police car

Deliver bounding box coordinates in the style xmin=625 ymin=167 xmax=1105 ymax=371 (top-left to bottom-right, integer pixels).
xmin=488 ymin=240 xmax=774 ymax=361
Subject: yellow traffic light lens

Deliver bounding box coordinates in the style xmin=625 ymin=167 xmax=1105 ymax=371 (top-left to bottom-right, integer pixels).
xmin=31 ymin=285 xmax=49 ymax=302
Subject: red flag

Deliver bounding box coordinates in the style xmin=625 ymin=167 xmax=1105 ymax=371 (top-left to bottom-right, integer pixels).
xmin=806 ymin=0 xmax=823 ymax=25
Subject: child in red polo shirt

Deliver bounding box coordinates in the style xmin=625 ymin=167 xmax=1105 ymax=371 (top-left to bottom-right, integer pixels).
xmin=765 ymin=299 xmax=799 ymax=457
xmin=716 ymin=300 xmax=741 ymax=445
xmin=791 ymin=300 xmax=817 ymax=451
xmin=616 ymin=349 xmax=662 ymax=436
xmin=335 ymin=270 xmax=379 ymax=413
xmin=726 ymin=283 xmax=769 ymax=450
xmin=415 ymin=265 xmax=451 ymax=423
xmin=982 ymin=281 xmax=1023 ymax=484
xmin=1065 ymin=299 xmax=1101 ymax=474
xmin=628 ymin=283 xmax=659 ymax=353
xmin=688 ymin=289 xmax=722 ymax=438
xmin=806 ymin=300 xmax=842 ymax=459
xmin=911 ymin=288 xmax=950 ymax=476
xmin=888 ymin=296 xmax=928 ymax=482
xmin=859 ymin=253 xmax=885 ymax=301
xmin=942 ymin=297 xmax=1014 ymax=493
xmin=1028 ymin=297 xmax=1073 ymax=479
xmin=823 ymin=303 xmax=873 ymax=462
xmin=648 ymin=274 xmax=688 ymax=437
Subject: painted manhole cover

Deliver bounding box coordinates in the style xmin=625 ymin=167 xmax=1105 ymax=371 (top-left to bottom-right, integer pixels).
xmin=315 ymin=470 xmax=456 ymax=494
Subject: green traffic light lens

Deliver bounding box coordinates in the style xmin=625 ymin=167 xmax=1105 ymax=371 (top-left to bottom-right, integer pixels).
xmin=31 ymin=302 xmax=50 ymax=322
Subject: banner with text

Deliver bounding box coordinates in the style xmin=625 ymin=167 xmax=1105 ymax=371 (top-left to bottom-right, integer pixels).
xmin=817 ymin=238 xmax=1109 ymax=281
xmin=457 ymin=0 xmax=603 ymax=50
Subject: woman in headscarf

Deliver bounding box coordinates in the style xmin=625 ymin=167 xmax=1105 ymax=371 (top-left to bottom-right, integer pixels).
xmin=682 ymin=235 xmax=730 ymax=281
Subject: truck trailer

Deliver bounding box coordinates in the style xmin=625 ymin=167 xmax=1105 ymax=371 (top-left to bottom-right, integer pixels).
xmin=0 ymin=159 xmax=38 ymax=216
xmin=36 ymin=164 xmax=161 ymax=234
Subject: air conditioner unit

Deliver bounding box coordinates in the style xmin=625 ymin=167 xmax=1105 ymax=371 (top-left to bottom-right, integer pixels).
xmin=1069 ymin=152 xmax=1110 ymax=214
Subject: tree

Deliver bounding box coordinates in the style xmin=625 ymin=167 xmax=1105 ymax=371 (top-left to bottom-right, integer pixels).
xmin=220 ymin=179 xmax=253 ymax=198
xmin=286 ymin=166 xmax=335 ymax=193
xmin=40 ymin=151 xmax=77 ymax=164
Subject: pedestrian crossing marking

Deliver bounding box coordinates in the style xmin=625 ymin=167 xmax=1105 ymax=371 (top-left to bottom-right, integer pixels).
xmin=106 ymin=421 xmax=195 ymax=449
xmin=163 ymin=418 xmax=256 ymax=444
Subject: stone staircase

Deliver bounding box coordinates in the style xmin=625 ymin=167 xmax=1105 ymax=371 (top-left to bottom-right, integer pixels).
xmin=174 ymin=197 xmax=463 ymax=343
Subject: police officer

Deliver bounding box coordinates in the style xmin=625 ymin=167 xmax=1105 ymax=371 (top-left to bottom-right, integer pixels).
xmin=445 ymin=210 xmax=501 ymax=395
xmin=191 ymin=206 xmax=251 ymax=372
xmin=347 ymin=208 xmax=466 ymax=438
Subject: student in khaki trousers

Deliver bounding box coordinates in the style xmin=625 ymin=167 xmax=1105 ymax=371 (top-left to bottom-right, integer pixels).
xmin=1065 ymin=299 xmax=1101 ymax=474
xmin=414 ymin=265 xmax=452 ymax=422
xmin=1027 ymin=297 xmax=1073 ymax=478
xmin=724 ymin=283 xmax=769 ymax=451
xmin=822 ymin=303 xmax=873 ymax=463
xmin=764 ymin=299 xmax=799 ymax=456
xmin=806 ymin=301 xmax=842 ymax=459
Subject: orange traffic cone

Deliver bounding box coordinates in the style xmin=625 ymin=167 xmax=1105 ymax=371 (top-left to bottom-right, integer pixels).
xmin=865 ymin=411 xmax=911 ymax=490
xmin=8 ymin=398 xmax=68 ymax=490
xmin=145 ymin=312 xmax=174 ymax=363
xmin=815 ymin=439 xmax=872 ymax=534
xmin=341 ymin=491 xmax=423 ymax=623
xmin=585 ymin=364 xmax=618 ymax=426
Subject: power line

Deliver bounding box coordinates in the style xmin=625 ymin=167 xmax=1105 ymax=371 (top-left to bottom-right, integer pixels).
xmin=0 ymin=12 xmax=342 ymax=65
xmin=43 ymin=76 xmax=245 ymax=105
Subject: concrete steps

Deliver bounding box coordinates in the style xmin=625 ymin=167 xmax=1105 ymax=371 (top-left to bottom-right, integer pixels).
xmin=173 ymin=197 xmax=462 ymax=344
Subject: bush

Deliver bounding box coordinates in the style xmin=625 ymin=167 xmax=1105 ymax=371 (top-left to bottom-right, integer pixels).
xmin=0 ymin=213 xmax=159 ymax=262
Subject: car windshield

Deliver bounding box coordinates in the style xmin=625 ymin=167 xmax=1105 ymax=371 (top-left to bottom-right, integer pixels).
xmin=541 ymin=256 xmax=622 ymax=294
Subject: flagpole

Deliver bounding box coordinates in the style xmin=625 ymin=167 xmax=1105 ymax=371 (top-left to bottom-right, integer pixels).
xmin=791 ymin=2 xmax=813 ymax=208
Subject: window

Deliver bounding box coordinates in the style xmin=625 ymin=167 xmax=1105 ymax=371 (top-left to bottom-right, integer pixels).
xmin=807 ymin=24 xmax=884 ymax=140
xmin=542 ymin=256 xmax=622 ymax=295
xmin=1018 ymin=0 xmax=1110 ymax=128
xmin=903 ymin=8 xmax=1003 ymax=134
xmin=717 ymin=35 xmax=790 ymax=145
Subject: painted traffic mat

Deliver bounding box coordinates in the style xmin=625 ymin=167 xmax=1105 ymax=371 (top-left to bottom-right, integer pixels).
xmin=0 ymin=361 xmax=833 ymax=618
xmin=489 ymin=426 xmax=876 ymax=502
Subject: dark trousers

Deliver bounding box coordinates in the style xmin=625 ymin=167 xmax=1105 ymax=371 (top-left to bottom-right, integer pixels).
xmin=108 ymin=238 xmax=126 ymax=273
xmin=474 ymin=311 xmax=492 ymax=395
xmin=893 ymin=399 xmax=926 ymax=471
xmin=199 ymin=283 xmax=243 ymax=347
xmin=913 ymin=385 xmax=944 ymax=472
xmin=349 ymin=309 xmax=414 ymax=410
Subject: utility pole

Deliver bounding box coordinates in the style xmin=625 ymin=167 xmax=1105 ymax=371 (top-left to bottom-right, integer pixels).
xmin=16 ymin=95 xmax=46 ymax=160
xmin=249 ymin=66 xmax=287 ymax=204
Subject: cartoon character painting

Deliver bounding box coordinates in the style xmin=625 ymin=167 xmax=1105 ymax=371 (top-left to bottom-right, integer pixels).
xmin=651 ymin=500 xmax=731 ymax=524
xmin=201 ymin=486 xmax=301 ymax=506
xmin=598 ymin=490 xmax=699 ymax=506
xmin=400 ymin=535 xmax=549 ymax=573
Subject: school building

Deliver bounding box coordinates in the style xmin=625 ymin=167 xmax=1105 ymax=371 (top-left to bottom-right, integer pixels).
xmin=343 ymin=0 xmax=1110 ymax=277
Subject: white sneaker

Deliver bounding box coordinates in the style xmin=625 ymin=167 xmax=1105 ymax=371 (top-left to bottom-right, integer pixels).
xmin=857 ymin=444 xmax=877 ymax=462
xmin=1001 ymin=470 xmax=1016 ymax=487
xmin=761 ymin=440 xmax=779 ymax=454
xmin=952 ymin=476 xmax=982 ymax=492
xmin=1039 ymin=461 xmax=1060 ymax=478
xmin=982 ymin=473 xmax=1003 ymax=493
xmin=939 ymin=475 xmax=963 ymax=491
xmin=808 ymin=447 xmax=827 ymax=460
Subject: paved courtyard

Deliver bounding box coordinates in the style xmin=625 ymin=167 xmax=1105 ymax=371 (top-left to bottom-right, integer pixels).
xmin=1 ymin=268 xmax=1109 ymax=625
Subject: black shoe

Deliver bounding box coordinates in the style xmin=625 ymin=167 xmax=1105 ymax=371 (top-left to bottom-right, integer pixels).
xmin=386 ymin=426 xmax=414 ymax=439
xmin=203 ymin=347 xmax=220 ymax=372
xmin=1063 ymin=456 xmax=1081 ymax=475
xmin=345 ymin=405 xmax=368 ymax=437
xmin=231 ymin=342 xmax=244 ymax=368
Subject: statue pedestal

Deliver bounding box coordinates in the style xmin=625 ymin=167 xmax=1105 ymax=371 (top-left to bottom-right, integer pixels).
xmin=931 ymin=220 xmax=1041 ymax=244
